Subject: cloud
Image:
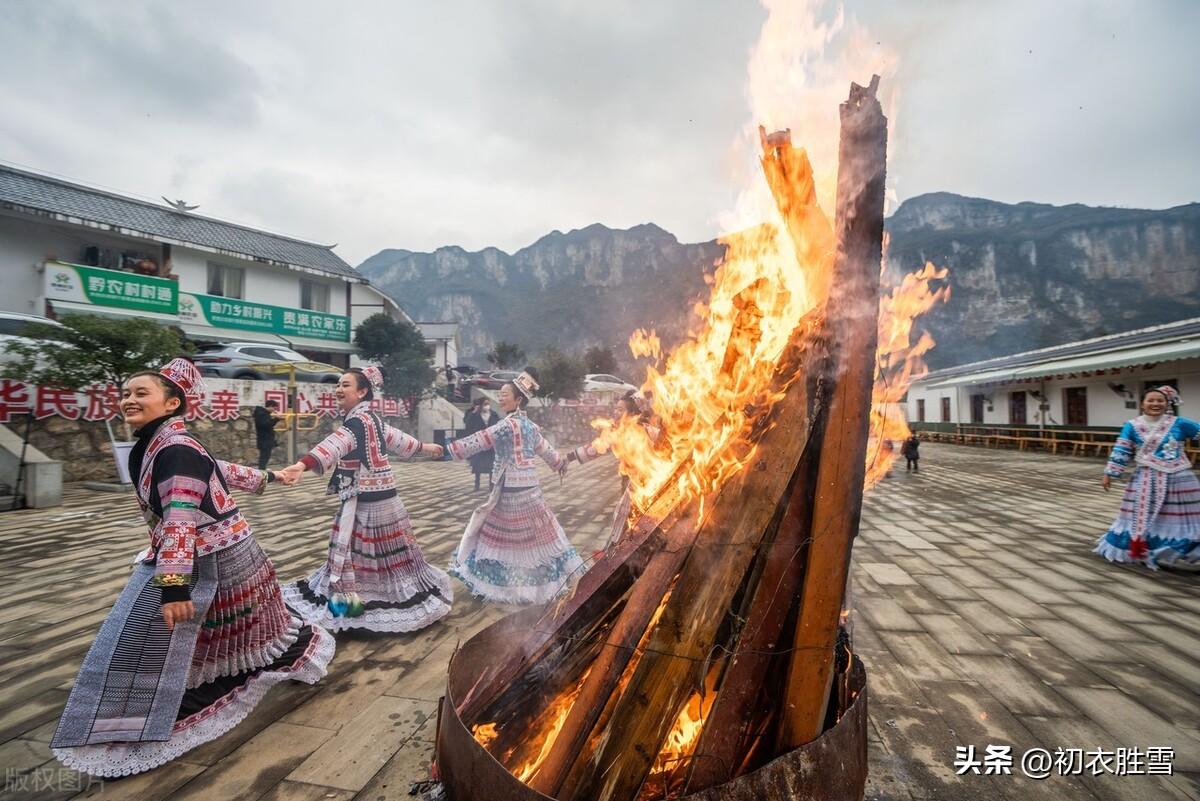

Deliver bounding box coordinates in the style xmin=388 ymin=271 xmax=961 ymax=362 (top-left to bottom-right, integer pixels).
xmin=0 ymin=0 xmax=1195 ymax=270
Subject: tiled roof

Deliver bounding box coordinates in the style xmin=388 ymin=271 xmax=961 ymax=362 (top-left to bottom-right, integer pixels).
xmin=0 ymin=164 xmax=358 ymax=280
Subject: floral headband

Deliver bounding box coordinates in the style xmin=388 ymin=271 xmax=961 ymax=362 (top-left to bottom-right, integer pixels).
xmin=512 ymin=371 xmax=540 ymax=400
xmin=1151 ymin=385 xmax=1181 ymax=407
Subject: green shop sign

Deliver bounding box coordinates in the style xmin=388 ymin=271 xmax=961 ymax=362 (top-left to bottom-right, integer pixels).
xmin=44 ymin=261 xmax=179 ymax=315
xmin=179 ymin=292 xmax=350 ymax=342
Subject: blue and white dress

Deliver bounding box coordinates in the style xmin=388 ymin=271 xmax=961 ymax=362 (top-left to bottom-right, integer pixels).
xmin=1095 ymin=414 xmax=1200 ymax=568
xmin=447 ymin=411 xmax=584 ymax=604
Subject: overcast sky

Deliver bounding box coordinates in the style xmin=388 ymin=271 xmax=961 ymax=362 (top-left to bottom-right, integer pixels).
xmin=1 ymin=1 xmax=1196 ymax=266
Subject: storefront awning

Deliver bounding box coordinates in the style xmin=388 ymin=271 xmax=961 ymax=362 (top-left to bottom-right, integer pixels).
xmin=178 ymin=323 xmax=292 ymax=347
xmin=49 ymin=299 xmax=179 ymax=325
xmin=278 ymin=335 xmax=359 ymax=355
xmin=928 ymin=338 xmax=1200 ymax=388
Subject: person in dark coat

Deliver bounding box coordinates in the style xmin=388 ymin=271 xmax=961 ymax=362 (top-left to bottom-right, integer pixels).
xmin=901 ymin=433 xmax=921 ymax=473
xmin=253 ymin=400 xmax=280 ymax=469
xmin=462 ymin=397 xmax=500 ymax=491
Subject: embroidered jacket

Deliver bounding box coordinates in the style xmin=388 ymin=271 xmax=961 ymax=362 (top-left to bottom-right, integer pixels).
xmin=130 ymin=416 xmax=267 ymax=593
xmin=1105 ymin=415 xmax=1199 ymax=478
xmin=448 ymin=410 xmax=565 ymax=488
xmin=299 ymin=401 xmax=420 ymax=499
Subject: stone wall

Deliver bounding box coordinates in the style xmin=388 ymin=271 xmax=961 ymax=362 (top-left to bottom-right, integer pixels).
xmin=18 ymin=412 xmax=417 ymax=483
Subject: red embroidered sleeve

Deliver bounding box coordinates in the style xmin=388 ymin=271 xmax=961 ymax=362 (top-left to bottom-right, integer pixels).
xmin=217 ymin=460 xmax=267 ymax=494
xmin=383 ymin=424 xmax=422 ymax=459
xmin=153 ymin=473 xmax=207 ymax=585
xmin=571 ymin=442 xmax=605 ymax=464
xmin=301 ymin=425 xmax=358 ymax=475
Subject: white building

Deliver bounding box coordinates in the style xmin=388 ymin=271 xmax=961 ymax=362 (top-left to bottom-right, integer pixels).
xmin=905 ymin=318 xmax=1200 ymax=430
xmin=0 ymin=164 xmax=454 ymax=369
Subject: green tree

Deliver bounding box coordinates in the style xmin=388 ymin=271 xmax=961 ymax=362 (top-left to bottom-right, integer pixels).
xmin=1 ymin=314 xmax=188 ymax=389
xmin=354 ymin=313 xmax=435 ymax=398
xmin=534 ymin=346 xmax=586 ymax=401
xmin=487 ymin=341 xmax=526 ymax=370
xmin=583 ymin=345 xmax=618 ymax=375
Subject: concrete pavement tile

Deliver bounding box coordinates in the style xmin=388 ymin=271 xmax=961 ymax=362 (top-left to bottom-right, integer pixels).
xmin=994 ymin=635 xmax=1111 ymax=688
xmin=952 ymin=655 xmax=1068 ymax=716
xmin=1120 ymin=642 xmax=1200 ymax=688
xmin=354 ymin=737 xmax=434 ymax=799
xmin=169 ymin=722 xmax=334 ymax=801
xmin=916 ymin=614 xmax=1004 ymax=656
xmin=1086 ymin=662 xmax=1200 ymax=733
xmin=1056 ymin=687 xmax=1200 ymax=771
xmin=955 ymin=601 xmax=1030 ymax=637
xmin=877 ymin=632 xmax=966 ymax=682
xmin=69 ymin=760 xmax=207 ymax=801
xmin=254 ymin=781 xmax=355 ymax=801
xmin=862 ymin=563 xmax=919 ymax=586
xmin=860 ymin=597 xmax=924 ymax=632
xmin=287 ymin=696 xmax=433 ymax=791
xmin=974 ymin=588 xmax=1064 ymax=620
xmin=913 ymin=575 xmax=979 ymax=602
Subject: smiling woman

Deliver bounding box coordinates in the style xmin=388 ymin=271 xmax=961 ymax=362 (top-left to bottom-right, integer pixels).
xmin=51 ymin=358 xmax=335 ymax=778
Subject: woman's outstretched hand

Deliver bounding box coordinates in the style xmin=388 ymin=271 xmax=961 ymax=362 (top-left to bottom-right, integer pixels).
xmin=1101 ymin=475 xmax=1111 ymax=492
xmin=277 ymin=463 xmax=307 ymax=486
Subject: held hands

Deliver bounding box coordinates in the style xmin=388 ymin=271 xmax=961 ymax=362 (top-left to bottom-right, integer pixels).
xmin=422 ymin=443 xmax=444 ymax=459
xmin=162 ymin=600 xmax=195 ymax=631
xmin=276 ymin=462 xmax=307 ymax=486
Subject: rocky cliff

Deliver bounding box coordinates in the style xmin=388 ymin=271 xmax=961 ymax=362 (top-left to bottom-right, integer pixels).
xmin=358 ymin=223 xmax=725 ymax=365
xmin=358 ymin=194 xmax=1200 ymax=369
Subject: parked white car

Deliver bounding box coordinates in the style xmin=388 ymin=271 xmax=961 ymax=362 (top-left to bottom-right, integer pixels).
xmin=0 ymin=312 xmax=69 ymax=369
xmin=583 ymin=373 xmax=637 ymax=394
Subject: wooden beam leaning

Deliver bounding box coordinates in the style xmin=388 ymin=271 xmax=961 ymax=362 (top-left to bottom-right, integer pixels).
xmin=685 ymin=129 xmax=837 ymax=793
xmin=778 ymin=75 xmax=888 ymax=749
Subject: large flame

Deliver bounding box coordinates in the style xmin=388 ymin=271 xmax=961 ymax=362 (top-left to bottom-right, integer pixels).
xmin=864 ymin=261 xmax=951 ymax=487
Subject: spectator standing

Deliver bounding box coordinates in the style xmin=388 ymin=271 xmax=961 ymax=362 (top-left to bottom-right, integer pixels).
xmin=253 ymin=400 xmax=281 ymax=469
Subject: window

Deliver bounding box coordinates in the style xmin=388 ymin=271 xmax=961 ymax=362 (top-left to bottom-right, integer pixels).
xmin=970 ymin=394 xmax=986 ymax=424
xmin=301 ymin=279 xmax=330 ymax=312
xmin=1064 ymin=387 xmax=1088 ymax=426
xmin=207 ymin=262 xmax=244 ymax=299
xmin=1009 ymin=392 xmax=1027 ymax=425
xmin=1142 ymin=379 xmax=1177 ymax=395
xmin=916 ymin=399 xmax=926 ymax=422
xmin=241 ymin=347 xmax=283 ymax=360
xmin=940 ymin=397 xmax=951 ymax=423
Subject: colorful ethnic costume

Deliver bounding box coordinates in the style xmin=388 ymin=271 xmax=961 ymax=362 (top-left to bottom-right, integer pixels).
xmin=1095 ymin=412 xmax=1200 ymax=568
xmin=52 ymin=410 xmax=334 ymax=777
xmin=282 ymin=400 xmax=453 ymax=632
xmin=448 ymin=410 xmax=583 ymax=604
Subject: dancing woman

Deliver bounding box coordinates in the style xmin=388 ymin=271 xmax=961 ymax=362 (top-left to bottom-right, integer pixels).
xmin=447 ymin=369 xmax=583 ymax=604
xmin=52 ymin=359 xmax=334 ymax=777
xmin=280 ymin=366 xmax=453 ymax=631
xmin=567 ymin=393 xmax=663 ymax=550
xmin=1096 ymin=385 xmax=1200 ymax=569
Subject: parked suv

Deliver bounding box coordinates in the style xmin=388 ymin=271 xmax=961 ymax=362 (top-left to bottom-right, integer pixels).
xmin=193 ymin=342 xmax=342 ymax=382
xmin=583 ymin=373 xmax=637 ymax=394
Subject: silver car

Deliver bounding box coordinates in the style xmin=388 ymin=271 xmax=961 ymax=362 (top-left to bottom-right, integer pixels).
xmin=193 ymin=342 xmax=342 ymax=382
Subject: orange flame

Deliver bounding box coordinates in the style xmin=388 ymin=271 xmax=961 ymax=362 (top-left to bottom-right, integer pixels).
xmin=864 ymin=262 xmax=950 ymax=487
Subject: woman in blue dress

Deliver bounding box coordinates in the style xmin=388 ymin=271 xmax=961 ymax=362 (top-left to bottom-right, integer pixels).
xmin=1096 ymin=385 xmax=1200 ymax=569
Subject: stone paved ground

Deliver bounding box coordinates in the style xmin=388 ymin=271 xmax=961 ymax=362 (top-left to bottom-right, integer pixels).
xmin=0 ymin=444 xmax=1197 ymax=801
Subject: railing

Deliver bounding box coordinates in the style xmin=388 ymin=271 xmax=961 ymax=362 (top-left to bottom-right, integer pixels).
xmin=912 ymin=423 xmax=1200 ymax=467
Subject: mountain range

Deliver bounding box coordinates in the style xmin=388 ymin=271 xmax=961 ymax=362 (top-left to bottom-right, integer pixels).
xmin=357 ymin=193 xmax=1200 ymax=370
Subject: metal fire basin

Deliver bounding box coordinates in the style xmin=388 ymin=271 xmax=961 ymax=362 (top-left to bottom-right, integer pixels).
xmin=437 ymin=607 xmax=869 ymax=801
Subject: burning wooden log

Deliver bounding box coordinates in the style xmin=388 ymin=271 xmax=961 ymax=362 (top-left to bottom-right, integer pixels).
xmin=779 ymin=75 xmax=887 ymax=749
xmin=438 ymin=77 xmax=888 ymax=801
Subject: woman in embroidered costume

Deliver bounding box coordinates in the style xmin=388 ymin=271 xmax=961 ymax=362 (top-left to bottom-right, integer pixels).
xmin=279 ymin=366 xmax=453 ymax=632
xmin=1096 ymin=385 xmax=1200 ymax=569
xmin=568 ymin=393 xmax=665 ymax=551
xmin=52 ymin=359 xmax=334 ymax=778
xmin=447 ymin=368 xmax=583 ymax=604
